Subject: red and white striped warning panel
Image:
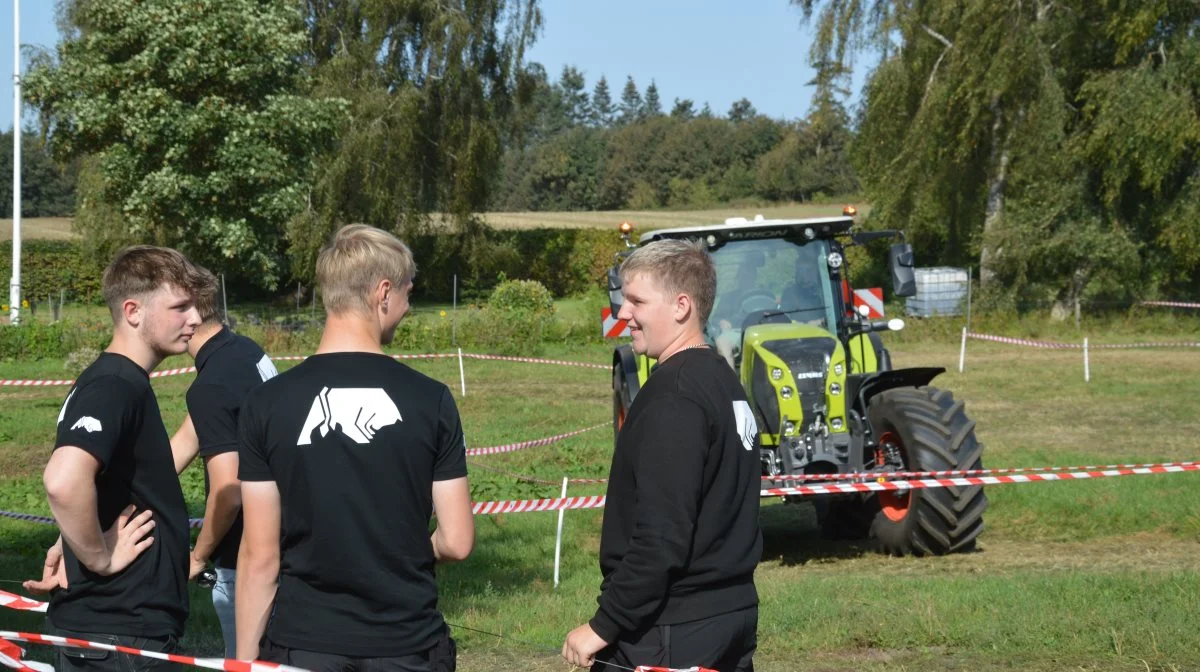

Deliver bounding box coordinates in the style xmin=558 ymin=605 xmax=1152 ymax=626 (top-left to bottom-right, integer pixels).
xmin=0 ymin=631 xmax=306 ymax=672
xmin=761 ymin=463 xmax=1200 ymax=497
xmin=600 ymin=307 xmax=632 ymax=338
xmin=0 ymin=591 xmax=46 ymax=614
xmin=852 ymin=287 xmax=884 ymax=318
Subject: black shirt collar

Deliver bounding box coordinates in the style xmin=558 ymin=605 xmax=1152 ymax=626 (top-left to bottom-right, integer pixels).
xmin=194 ymin=326 xmax=234 ymax=372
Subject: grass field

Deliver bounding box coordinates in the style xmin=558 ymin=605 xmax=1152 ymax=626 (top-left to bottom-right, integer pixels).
xmin=0 ymin=218 xmax=77 ymax=241
xmin=1 ymin=337 xmax=1199 ymax=671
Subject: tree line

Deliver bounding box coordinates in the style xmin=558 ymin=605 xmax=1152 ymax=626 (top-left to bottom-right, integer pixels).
xmin=493 ymin=68 xmax=857 ymax=211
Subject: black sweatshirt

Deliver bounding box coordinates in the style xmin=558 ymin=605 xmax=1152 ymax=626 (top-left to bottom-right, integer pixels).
xmin=590 ymin=346 xmax=762 ymax=642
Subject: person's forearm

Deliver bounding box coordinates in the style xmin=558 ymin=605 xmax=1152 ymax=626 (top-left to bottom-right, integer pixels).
xmin=235 ymin=557 xmax=278 ymax=660
xmin=46 ymin=479 xmax=109 ymax=573
xmin=192 ymin=480 xmax=241 ymax=562
xmin=170 ymin=417 xmax=200 ymax=475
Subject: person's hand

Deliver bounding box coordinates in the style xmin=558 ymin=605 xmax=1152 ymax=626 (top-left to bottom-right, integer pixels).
xmin=188 ymin=551 xmax=207 ymax=581
xmin=23 ymin=536 xmax=67 ymax=595
xmin=562 ymin=623 xmax=608 ymax=669
xmin=95 ymin=505 xmax=156 ymax=576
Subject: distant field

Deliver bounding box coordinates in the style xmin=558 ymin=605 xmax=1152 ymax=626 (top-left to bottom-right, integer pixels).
xmin=4 ymin=205 xmax=869 ymax=242
xmin=480 ymin=202 xmax=870 ymax=230
xmin=0 ymin=217 xmax=77 ymax=241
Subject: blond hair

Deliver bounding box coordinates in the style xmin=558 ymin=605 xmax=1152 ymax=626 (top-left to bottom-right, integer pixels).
xmin=620 ymin=238 xmax=716 ymax=324
xmin=316 ymin=224 xmax=416 ymax=315
xmin=101 ymin=246 xmax=197 ymax=321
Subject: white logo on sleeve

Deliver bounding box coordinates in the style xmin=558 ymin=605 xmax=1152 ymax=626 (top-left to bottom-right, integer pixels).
xmin=255 ymin=355 xmax=278 ymax=382
xmin=297 ymin=387 xmax=402 ymax=445
xmin=70 ymin=416 xmax=103 ymax=433
xmin=732 ymin=400 xmax=758 ymax=451
xmin=57 ymin=389 xmax=77 ymax=425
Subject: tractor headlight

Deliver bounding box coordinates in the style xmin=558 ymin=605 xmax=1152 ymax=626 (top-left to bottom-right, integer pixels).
xmin=830 ymin=383 xmax=841 ymax=396
xmin=830 ymin=417 xmax=844 ymax=430
xmin=783 ymin=421 xmax=795 ymax=435
xmin=834 ymin=363 xmax=843 ymax=376
xmin=827 ymin=252 xmax=844 ymax=269
xmin=780 ymin=386 xmax=793 ymax=399
xmin=771 ymin=367 xmax=783 ymax=381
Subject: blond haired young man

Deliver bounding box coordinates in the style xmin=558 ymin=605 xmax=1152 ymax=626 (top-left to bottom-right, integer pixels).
xmin=31 ymin=246 xmax=200 ymax=672
xmin=237 ymin=225 xmax=474 ymax=671
xmin=563 ymin=239 xmax=762 ymax=672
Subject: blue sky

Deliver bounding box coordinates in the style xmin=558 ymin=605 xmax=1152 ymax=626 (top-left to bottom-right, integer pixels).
xmin=1 ymin=0 xmax=875 ymax=131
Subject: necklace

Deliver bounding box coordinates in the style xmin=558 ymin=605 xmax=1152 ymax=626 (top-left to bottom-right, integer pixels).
xmin=681 ymin=342 xmax=709 ymax=352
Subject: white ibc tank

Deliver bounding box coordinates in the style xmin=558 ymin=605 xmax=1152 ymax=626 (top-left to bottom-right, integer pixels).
xmin=905 ymin=267 xmax=968 ymax=317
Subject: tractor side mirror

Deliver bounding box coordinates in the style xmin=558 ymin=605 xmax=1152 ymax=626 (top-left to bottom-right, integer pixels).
xmin=889 ymin=243 xmax=917 ymax=298
xmin=607 ymin=266 xmax=624 ymax=315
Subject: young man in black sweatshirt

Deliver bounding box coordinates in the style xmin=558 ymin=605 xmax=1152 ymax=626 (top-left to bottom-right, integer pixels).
xmin=563 ymin=239 xmax=763 ymax=672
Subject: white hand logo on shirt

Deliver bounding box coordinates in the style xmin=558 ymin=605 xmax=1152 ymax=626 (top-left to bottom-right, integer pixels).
xmin=732 ymin=400 xmax=758 ymax=451
xmin=297 ymin=387 xmax=403 ymax=445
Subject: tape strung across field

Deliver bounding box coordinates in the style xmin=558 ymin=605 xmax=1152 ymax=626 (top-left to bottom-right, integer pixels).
xmin=0 ymin=352 xmax=608 ymax=387
xmin=1140 ymin=300 xmax=1200 ymax=309
xmin=966 ymin=332 xmax=1200 ymax=350
xmin=760 ymin=462 xmax=1200 ymax=497
xmin=0 ymin=630 xmax=305 ymax=672
xmin=465 ymin=423 xmax=606 ymax=457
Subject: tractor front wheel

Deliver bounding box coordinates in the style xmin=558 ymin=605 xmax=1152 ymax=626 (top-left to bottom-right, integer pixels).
xmin=866 ymin=386 xmax=987 ymax=556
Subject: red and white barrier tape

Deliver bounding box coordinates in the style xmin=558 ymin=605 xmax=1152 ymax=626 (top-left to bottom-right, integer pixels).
xmin=636 ymin=667 xmax=715 ymax=672
xmin=0 ymin=591 xmax=46 ymax=614
xmin=0 ymin=353 xmax=606 ymax=387
xmin=472 ymin=495 xmax=606 ymax=515
xmin=0 ymin=638 xmax=52 ymax=672
xmin=761 ymin=463 xmax=1200 ymax=497
xmin=1141 ymin=300 xmax=1200 ymax=309
xmin=0 ymin=631 xmax=306 ymax=672
xmin=966 ymin=332 xmax=1200 ymax=350
xmin=459 ymin=353 xmax=608 ymax=370
xmin=763 ymin=460 xmax=1200 ymax=481
xmin=466 ymin=424 xmax=606 ymax=457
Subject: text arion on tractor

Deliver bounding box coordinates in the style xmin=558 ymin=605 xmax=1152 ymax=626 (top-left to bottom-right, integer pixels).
xmin=606 ymin=210 xmax=986 ymax=556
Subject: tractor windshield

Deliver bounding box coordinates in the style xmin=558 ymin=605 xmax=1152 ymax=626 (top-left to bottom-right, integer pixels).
xmin=707 ymin=237 xmax=837 ymax=336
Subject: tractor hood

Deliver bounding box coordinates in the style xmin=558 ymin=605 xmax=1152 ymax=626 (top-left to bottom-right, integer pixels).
xmin=741 ymin=322 xmax=844 ymax=437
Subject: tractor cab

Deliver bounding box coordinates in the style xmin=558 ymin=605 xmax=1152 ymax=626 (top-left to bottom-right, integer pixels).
xmin=606 ymin=211 xmax=989 ymax=557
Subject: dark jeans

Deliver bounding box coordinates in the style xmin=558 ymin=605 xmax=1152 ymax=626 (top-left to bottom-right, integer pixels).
xmin=259 ymin=629 xmax=456 ymax=672
xmin=593 ymin=606 xmax=757 ymax=672
xmin=51 ymin=627 xmax=177 ymax=672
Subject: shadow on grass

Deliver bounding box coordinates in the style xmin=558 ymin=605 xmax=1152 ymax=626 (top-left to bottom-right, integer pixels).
xmin=760 ymin=500 xmax=878 ymax=565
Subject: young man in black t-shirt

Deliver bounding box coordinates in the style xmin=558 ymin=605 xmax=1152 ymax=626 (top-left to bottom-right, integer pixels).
xmin=236 ymin=224 xmax=474 ymax=671
xmin=169 ymin=266 xmax=278 ymax=659
xmin=27 ymin=246 xmax=201 ymax=672
xmin=563 ymin=239 xmax=763 ymax=672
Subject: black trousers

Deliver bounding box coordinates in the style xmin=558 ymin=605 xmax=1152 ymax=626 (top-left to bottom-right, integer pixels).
xmin=593 ymin=606 xmax=757 ymax=672
xmin=259 ymin=629 xmax=456 ymax=672
xmin=51 ymin=626 xmax=177 ymax=672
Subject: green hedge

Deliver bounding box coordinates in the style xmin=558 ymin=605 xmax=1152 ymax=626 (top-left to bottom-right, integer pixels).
xmin=0 ymin=240 xmax=105 ymax=305
xmin=0 ymin=320 xmax=113 ymax=361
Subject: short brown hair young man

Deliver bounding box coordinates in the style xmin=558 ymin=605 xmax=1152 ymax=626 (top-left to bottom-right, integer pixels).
xmin=563 ymin=239 xmax=762 ymax=672
xmin=237 ymin=225 xmax=474 ymax=670
xmin=29 ymin=246 xmax=200 ymax=672
xmin=169 ymin=265 xmax=277 ymax=659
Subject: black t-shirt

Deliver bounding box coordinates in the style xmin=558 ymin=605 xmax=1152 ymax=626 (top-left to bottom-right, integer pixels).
xmin=238 ymin=352 xmax=468 ymax=657
xmin=49 ymin=353 xmax=189 ymax=638
xmin=187 ymin=327 xmax=278 ymax=569
xmin=590 ymin=346 xmax=762 ymax=643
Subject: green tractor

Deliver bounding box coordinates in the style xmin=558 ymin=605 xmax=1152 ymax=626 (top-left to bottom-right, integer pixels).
xmin=606 ymin=213 xmax=986 ymax=556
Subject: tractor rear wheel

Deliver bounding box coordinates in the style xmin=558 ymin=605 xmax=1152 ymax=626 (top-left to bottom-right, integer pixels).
xmin=866 ymin=386 xmax=987 ymax=555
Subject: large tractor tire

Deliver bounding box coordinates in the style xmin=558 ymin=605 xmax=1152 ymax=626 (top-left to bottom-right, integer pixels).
xmin=865 ymin=386 xmax=987 ymax=555
xmin=612 ymin=368 xmax=632 ymax=448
